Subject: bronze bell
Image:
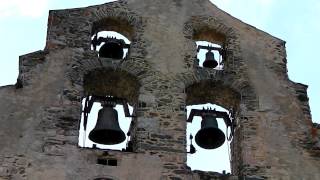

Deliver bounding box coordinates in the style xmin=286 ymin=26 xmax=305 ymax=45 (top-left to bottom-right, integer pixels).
xmin=99 ymin=41 xmax=124 ymax=59
xmin=195 ymin=114 xmax=225 ymax=149
xmin=203 ymin=50 xmax=218 ymax=68
xmin=88 ymin=105 xmax=126 ymax=145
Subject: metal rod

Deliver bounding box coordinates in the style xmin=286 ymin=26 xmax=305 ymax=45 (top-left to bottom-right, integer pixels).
xmin=197 ymin=45 xmax=223 ymax=52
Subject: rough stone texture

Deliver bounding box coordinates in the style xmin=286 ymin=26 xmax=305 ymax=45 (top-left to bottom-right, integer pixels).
xmin=1 ymin=0 xmax=319 ymax=179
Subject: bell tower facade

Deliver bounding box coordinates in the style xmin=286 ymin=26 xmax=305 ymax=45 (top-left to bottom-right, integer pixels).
xmin=0 ymin=0 xmax=319 ymax=179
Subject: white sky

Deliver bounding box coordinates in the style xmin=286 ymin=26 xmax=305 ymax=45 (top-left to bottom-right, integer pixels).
xmin=0 ymin=0 xmax=318 ymax=123
xmin=0 ymin=0 xmax=319 ymax=173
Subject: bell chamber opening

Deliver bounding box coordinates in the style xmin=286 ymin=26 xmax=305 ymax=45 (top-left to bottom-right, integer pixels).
xmin=185 ymin=80 xmax=240 ymax=174
xmin=186 ymin=103 xmax=231 ymax=173
xmin=78 ymin=96 xmax=134 ymax=151
xmin=195 ymin=41 xmax=224 ymax=70
xmin=91 ymin=31 xmax=131 ymax=59
xmin=80 ymin=68 xmax=140 ymax=151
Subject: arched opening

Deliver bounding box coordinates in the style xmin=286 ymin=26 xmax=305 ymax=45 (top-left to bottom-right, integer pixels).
xmin=185 ymin=80 xmax=240 ymax=173
xmin=187 ymin=103 xmax=231 ymax=172
xmin=193 ymin=27 xmax=226 ymax=46
xmin=79 ymin=68 xmax=140 ymax=151
xmin=193 ymin=28 xmax=226 ymax=70
xmin=92 ymin=17 xmax=134 ymax=39
xmin=91 ymin=17 xmax=134 ymax=59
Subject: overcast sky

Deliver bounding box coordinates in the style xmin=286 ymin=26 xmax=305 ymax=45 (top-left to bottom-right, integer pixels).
xmin=0 ymin=0 xmax=319 ymax=173
xmin=0 ymin=0 xmax=318 ymax=123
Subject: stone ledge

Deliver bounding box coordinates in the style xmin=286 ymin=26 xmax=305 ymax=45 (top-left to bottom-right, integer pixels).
xmin=192 ymin=170 xmax=240 ymax=180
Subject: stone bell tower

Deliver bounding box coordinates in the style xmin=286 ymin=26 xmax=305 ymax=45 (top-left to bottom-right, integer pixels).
xmin=0 ymin=0 xmax=319 ymax=179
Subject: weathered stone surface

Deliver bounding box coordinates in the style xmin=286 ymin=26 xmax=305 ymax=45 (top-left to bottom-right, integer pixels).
xmin=0 ymin=0 xmax=319 ymax=179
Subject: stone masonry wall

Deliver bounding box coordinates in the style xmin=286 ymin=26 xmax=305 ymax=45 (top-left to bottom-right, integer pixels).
xmin=1 ymin=0 xmax=319 ymax=179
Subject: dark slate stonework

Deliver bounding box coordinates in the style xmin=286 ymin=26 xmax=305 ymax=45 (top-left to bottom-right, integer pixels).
xmin=0 ymin=0 xmax=319 ymax=179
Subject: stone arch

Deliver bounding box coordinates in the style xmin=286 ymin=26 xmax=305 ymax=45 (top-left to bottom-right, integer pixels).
xmin=177 ymin=69 xmax=258 ymax=113
xmin=90 ymin=5 xmax=144 ymax=38
xmin=66 ymin=50 xmax=150 ymax=91
xmin=182 ymin=16 xmax=259 ymax=176
xmin=185 ymin=79 xmax=241 ymax=172
xmin=183 ymin=16 xmax=237 ymax=41
xmin=66 ymin=53 xmax=144 ymax=105
xmin=186 ymin=80 xmax=241 ymax=111
xmin=183 ymin=15 xmax=240 ymax=71
xmin=65 ymin=52 xmax=142 ymax=151
xmin=91 ymin=17 xmax=135 ymax=41
xmin=184 ymin=78 xmax=257 ymax=176
xmin=181 ymin=15 xmax=258 ymax=111
xmin=88 ymin=4 xmax=147 ymax=57
xmin=83 ymin=67 xmax=140 ymax=104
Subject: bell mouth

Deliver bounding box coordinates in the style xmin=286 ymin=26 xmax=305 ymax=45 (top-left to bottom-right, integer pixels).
xmin=98 ymin=42 xmax=124 ymax=59
xmin=203 ymin=60 xmax=218 ymax=68
xmin=89 ymin=129 xmax=126 ymax=145
xmin=195 ymin=128 xmax=225 ymax=149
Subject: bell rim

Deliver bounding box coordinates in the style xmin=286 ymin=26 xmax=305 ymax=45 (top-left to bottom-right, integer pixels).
xmin=195 ymin=127 xmax=226 ymax=149
xmin=88 ymin=129 xmax=126 ymax=145
xmin=98 ymin=42 xmax=124 ymax=59
xmin=203 ymin=60 xmax=218 ymax=68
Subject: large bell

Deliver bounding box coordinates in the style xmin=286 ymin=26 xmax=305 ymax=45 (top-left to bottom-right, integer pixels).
xmin=203 ymin=50 xmax=218 ymax=68
xmin=99 ymin=41 xmax=124 ymax=59
xmin=195 ymin=115 xmax=225 ymax=149
xmin=88 ymin=105 xmax=126 ymax=145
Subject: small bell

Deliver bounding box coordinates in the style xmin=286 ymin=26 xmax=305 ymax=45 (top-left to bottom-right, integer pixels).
xmin=203 ymin=50 xmax=218 ymax=68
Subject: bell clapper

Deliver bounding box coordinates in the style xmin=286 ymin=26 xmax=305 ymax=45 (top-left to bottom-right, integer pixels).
xmin=188 ymin=134 xmax=196 ymax=154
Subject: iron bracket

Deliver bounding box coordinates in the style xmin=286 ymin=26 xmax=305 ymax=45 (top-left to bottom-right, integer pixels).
xmin=197 ymin=45 xmax=223 ymax=52
xmin=197 ymin=45 xmax=226 ymax=63
xmin=92 ymin=35 xmax=130 ymax=51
